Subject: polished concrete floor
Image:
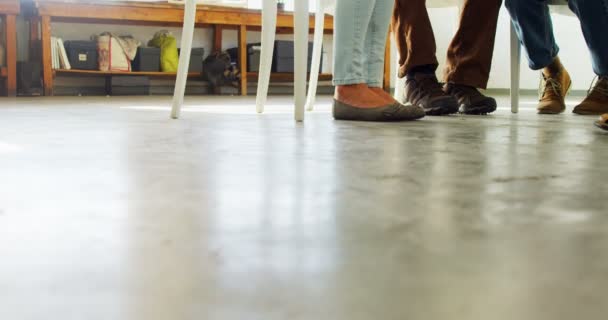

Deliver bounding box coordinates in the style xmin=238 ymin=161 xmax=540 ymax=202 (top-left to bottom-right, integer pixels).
xmin=1 ymin=95 xmax=607 ymax=320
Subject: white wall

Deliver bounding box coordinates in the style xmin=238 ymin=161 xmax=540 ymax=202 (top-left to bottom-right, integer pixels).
xmin=411 ymin=7 xmax=595 ymax=91
xmin=17 ymin=5 xmax=596 ymax=91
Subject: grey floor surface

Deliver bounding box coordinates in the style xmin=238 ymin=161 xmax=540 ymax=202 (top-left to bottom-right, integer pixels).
xmin=1 ymin=95 xmax=607 ymax=320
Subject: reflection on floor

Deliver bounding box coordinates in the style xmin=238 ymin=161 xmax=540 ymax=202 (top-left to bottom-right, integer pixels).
xmin=1 ymin=95 xmax=607 ymax=320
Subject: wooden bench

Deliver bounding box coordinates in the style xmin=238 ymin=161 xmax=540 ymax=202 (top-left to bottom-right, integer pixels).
xmin=0 ymin=0 xmax=19 ymax=97
xmin=29 ymin=0 xmax=346 ymax=96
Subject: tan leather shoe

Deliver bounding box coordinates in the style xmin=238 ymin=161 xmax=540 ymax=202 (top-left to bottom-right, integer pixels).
xmin=538 ymin=63 xmax=571 ymax=114
xmin=573 ymin=77 xmax=608 ymax=115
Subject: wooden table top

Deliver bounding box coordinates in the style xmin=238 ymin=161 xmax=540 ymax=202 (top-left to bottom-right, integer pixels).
xmin=32 ymin=0 xmax=333 ymax=29
xmin=0 ymin=0 xmax=20 ymax=14
xmin=32 ymin=0 xmax=301 ymax=15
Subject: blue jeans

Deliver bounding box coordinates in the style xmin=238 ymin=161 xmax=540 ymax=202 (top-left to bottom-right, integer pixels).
xmin=505 ymin=0 xmax=608 ymax=76
xmin=332 ymin=0 xmax=394 ymax=87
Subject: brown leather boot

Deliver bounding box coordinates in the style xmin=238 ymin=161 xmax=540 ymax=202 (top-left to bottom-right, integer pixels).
xmin=538 ymin=58 xmax=571 ymax=114
xmin=443 ymin=83 xmax=497 ymax=115
xmin=403 ymin=73 xmax=459 ymax=116
xmin=573 ymin=77 xmax=608 ymax=115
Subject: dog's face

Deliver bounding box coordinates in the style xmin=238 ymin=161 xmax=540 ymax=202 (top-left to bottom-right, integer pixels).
xmin=203 ymin=51 xmax=240 ymax=88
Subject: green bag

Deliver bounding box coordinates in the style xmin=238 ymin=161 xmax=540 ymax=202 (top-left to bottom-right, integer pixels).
xmin=148 ymin=31 xmax=179 ymax=72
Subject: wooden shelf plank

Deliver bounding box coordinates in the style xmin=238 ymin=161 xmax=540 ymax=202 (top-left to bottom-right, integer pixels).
xmin=0 ymin=0 xmax=20 ymax=15
xmin=54 ymin=69 xmax=202 ymax=78
xmin=34 ymin=1 xmax=333 ymax=31
xmin=248 ymin=72 xmax=333 ymax=82
xmin=53 ymin=69 xmax=332 ymax=82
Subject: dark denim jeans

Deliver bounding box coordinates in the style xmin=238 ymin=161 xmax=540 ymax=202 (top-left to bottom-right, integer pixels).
xmin=505 ymin=0 xmax=608 ymax=76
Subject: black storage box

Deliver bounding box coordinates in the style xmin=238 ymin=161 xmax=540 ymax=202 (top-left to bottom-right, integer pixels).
xmin=247 ymin=44 xmax=262 ymax=72
xmin=110 ymin=76 xmax=150 ymax=96
xmin=247 ymin=43 xmax=261 ymax=72
xmin=178 ymin=48 xmax=205 ymax=73
xmin=226 ymin=44 xmax=261 ymax=72
xmin=133 ymin=47 xmax=161 ymax=72
xmin=272 ymin=41 xmax=317 ymax=73
xmin=228 ymin=41 xmax=320 ymax=73
xmin=64 ymin=41 xmax=98 ymax=70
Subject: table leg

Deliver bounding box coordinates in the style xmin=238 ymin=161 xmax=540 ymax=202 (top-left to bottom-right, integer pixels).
xmin=211 ymin=25 xmax=223 ymax=94
xmin=255 ymin=0 xmax=278 ymax=113
xmin=40 ymin=15 xmax=53 ymax=96
xmin=213 ymin=25 xmax=222 ymax=52
xmin=293 ymin=0 xmax=309 ymax=122
xmin=5 ymin=15 xmax=17 ymax=97
xmin=238 ymin=25 xmax=248 ymax=96
xmin=170 ymin=0 xmax=197 ymax=119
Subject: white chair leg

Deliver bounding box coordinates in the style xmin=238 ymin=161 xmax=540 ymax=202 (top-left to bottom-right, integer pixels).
xmin=510 ymin=22 xmax=521 ymax=114
xmin=255 ymin=0 xmax=278 ymax=114
xmin=293 ymin=0 xmax=309 ymax=122
xmin=305 ymin=0 xmax=325 ymax=112
xmin=171 ymin=0 xmax=197 ymax=119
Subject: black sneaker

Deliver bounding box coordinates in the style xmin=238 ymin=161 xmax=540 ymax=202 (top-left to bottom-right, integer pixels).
xmin=402 ymin=73 xmax=459 ymax=116
xmin=444 ymin=83 xmax=497 ymax=115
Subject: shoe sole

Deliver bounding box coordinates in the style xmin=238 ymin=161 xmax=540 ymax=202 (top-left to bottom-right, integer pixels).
xmin=573 ymin=110 xmax=607 ymax=116
xmin=424 ymin=105 xmax=459 ymax=116
xmin=459 ymin=102 xmax=497 ymax=115
xmin=595 ymin=121 xmax=608 ymax=131
xmin=399 ymin=90 xmax=458 ymax=116
xmin=538 ymin=109 xmax=565 ymax=115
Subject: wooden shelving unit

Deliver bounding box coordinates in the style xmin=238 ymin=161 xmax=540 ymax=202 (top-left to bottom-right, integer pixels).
xmin=55 ymin=70 xmax=333 ymax=82
xmin=30 ymin=1 xmax=340 ymax=96
xmin=54 ymin=69 xmax=202 ymax=78
xmin=248 ymin=72 xmax=333 ymax=82
xmin=0 ymin=0 xmax=19 ymax=97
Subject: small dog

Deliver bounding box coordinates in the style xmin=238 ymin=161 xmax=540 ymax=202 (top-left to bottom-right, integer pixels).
xmin=203 ymin=51 xmax=240 ymax=94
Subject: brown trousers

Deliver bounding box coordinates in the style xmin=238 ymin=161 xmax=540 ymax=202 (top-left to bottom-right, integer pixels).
xmin=392 ymin=0 xmax=502 ymax=89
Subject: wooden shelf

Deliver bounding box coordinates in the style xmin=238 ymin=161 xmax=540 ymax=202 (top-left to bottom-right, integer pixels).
xmin=0 ymin=67 xmax=7 ymax=78
xmin=248 ymin=72 xmax=333 ymax=82
xmin=31 ymin=1 xmax=344 ymax=96
xmin=53 ymin=69 xmax=332 ymax=81
xmin=53 ymin=69 xmax=202 ymax=78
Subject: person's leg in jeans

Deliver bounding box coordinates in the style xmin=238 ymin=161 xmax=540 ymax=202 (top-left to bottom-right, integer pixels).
xmin=506 ymin=0 xmax=572 ymax=114
xmin=333 ymin=0 xmax=425 ymax=121
xmin=333 ymin=0 xmax=375 ymax=89
xmin=569 ymin=0 xmax=608 ymax=78
xmin=442 ymin=0 xmax=502 ymax=115
xmin=505 ymin=0 xmax=559 ymax=70
xmin=568 ymin=0 xmax=608 ymax=115
xmin=391 ymin=0 xmax=459 ymax=116
xmin=364 ymin=0 xmax=398 ymax=103
xmin=333 ymin=0 xmax=388 ymax=107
